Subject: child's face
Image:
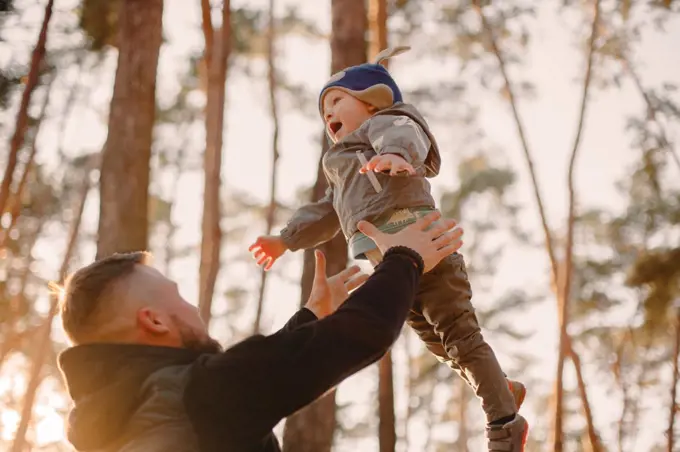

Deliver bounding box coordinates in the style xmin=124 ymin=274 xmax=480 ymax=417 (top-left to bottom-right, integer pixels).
xmin=322 ymin=89 xmax=375 ymax=142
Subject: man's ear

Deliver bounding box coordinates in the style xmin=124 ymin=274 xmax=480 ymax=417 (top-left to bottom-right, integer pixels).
xmin=136 ymin=307 xmax=171 ymax=335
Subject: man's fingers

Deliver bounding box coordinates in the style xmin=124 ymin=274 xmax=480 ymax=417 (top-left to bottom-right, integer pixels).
xmin=427 ymin=219 xmax=459 ymax=240
xmin=346 ymin=272 xmax=369 ymax=292
xmin=357 ymin=220 xmax=382 ymax=240
xmin=436 ymin=240 xmax=464 ymax=261
xmin=313 ymin=249 xmax=327 ymax=280
xmin=433 ymin=228 xmax=464 ymax=249
xmin=412 ymin=211 xmax=442 ymax=231
xmin=337 ymin=264 xmax=361 ymax=282
xmin=248 ymin=243 xmax=258 ymax=252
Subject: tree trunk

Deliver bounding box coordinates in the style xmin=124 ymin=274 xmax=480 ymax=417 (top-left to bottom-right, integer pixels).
xmin=253 ymin=0 xmax=281 ymax=334
xmin=378 ymin=350 xmax=397 ymax=452
xmin=403 ymin=332 xmax=414 ymax=450
xmin=281 ymin=139 xmax=344 ymax=452
xmin=0 ymin=0 xmax=53 ymax=217
xmin=198 ymin=0 xmax=231 ymax=324
xmin=568 ymin=338 xmax=600 ymax=452
xmin=283 ymin=3 xmax=366 ymax=446
xmin=368 ymin=0 xmax=387 ymax=62
xmin=10 ymin=166 xmax=92 ymax=452
xmin=668 ymin=310 xmax=680 ymax=452
xmin=474 ymin=2 xmax=602 ymax=450
xmin=456 ymin=378 xmax=469 ymax=451
xmin=0 ymin=74 xmax=54 ymax=248
xmin=556 ymin=3 xmax=600 ymax=450
xmin=95 ymin=0 xmax=163 ymax=260
xmin=368 ymin=2 xmax=397 ymax=449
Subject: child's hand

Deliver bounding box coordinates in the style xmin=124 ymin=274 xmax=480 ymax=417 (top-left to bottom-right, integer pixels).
xmin=248 ymin=235 xmax=287 ymax=271
xmin=359 ymin=154 xmax=416 ymax=176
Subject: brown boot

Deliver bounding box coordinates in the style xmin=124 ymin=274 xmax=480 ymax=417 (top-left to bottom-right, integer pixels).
xmin=507 ymin=379 xmax=526 ymax=411
xmin=486 ymin=413 xmax=529 ymax=451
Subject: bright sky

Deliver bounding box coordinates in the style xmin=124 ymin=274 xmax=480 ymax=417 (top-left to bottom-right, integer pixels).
xmin=1 ymin=0 xmax=679 ymax=450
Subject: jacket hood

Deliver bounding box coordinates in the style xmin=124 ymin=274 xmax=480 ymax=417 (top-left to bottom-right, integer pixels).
xmin=374 ymin=102 xmax=441 ymax=177
xmin=58 ymin=343 xmax=201 ymax=450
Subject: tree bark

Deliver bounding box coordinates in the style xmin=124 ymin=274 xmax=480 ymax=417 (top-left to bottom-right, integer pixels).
xmin=283 ymin=2 xmax=366 ymax=446
xmin=456 ymin=378 xmax=469 ymax=451
xmin=198 ymin=0 xmax=231 ymax=324
xmin=474 ymin=2 xmax=602 ymax=450
xmin=378 ymin=349 xmax=397 ymax=452
xmin=95 ymin=0 xmax=163 ymax=260
xmin=368 ymin=0 xmax=387 ymax=62
xmin=10 ymin=165 xmax=92 ymax=452
xmin=668 ymin=310 xmax=680 ymax=452
xmin=253 ymin=0 xmax=281 ymax=334
xmin=0 ymin=0 xmax=53 ymax=217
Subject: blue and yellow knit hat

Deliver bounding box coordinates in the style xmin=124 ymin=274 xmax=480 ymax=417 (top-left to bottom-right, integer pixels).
xmin=318 ymin=46 xmax=410 ymax=117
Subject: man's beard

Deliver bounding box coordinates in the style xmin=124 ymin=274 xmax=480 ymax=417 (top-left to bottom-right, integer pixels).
xmin=171 ymin=315 xmax=223 ymax=354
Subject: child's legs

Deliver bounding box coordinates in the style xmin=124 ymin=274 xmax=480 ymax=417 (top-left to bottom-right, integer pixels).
xmin=367 ymin=248 xmax=472 ymax=386
xmin=418 ymin=253 xmax=516 ymax=423
xmin=406 ymin=308 xmax=471 ymax=386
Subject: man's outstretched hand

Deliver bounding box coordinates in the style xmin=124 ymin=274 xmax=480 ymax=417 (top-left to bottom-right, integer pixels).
xmin=357 ymin=211 xmax=463 ymax=273
xmin=305 ymin=250 xmax=369 ymax=319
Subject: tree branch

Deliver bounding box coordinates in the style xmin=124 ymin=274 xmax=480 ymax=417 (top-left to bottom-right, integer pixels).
xmin=0 ymin=0 xmax=53 ymax=216
xmin=198 ymin=0 xmax=231 ymax=323
xmin=621 ymin=55 xmax=680 ymax=173
xmin=253 ymin=0 xmax=281 ymax=334
xmin=10 ymin=162 xmax=92 ymax=452
xmin=557 ymin=1 xmax=602 ymax=450
xmin=200 ymin=0 xmax=214 ymax=63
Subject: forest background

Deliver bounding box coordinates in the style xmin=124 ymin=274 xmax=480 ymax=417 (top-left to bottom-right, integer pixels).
xmin=1 ymin=0 xmax=679 ymax=451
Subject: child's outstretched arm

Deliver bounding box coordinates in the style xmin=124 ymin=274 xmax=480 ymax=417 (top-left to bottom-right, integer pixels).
xmin=280 ymin=186 xmax=340 ymax=249
xmin=249 ymin=187 xmax=341 ymax=270
xmin=361 ymin=115 xmax=432 ymax=176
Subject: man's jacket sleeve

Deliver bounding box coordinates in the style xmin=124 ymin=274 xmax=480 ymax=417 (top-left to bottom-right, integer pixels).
xmin=183 ymin=248 xmax=423 ymax=448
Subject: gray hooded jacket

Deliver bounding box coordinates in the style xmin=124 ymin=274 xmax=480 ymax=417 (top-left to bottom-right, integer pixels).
xmin=280 ymin=102 xmax=441 ymax=252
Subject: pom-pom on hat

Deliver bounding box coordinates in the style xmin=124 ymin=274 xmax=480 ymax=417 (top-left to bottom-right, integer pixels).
xmin=318 ymin=46 xmax=410 ymax=117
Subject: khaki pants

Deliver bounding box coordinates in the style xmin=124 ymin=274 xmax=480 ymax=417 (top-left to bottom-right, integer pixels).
xmin=366 ymin=249 xmax=516 ymax=422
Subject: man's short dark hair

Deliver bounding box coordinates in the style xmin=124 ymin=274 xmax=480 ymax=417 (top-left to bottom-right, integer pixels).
xmin=52 ymin=251 xmax=151 ymax=344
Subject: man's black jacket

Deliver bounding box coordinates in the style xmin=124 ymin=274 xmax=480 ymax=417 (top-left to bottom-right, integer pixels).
xmin=58 ymin=248 xmax=423 ymax=451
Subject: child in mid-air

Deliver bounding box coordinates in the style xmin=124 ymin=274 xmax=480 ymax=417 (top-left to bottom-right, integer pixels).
xmin=248 ymin=46 xmax=528 ymax=451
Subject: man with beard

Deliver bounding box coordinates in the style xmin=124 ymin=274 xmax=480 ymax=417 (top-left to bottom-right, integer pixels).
xmin=56 ymin=212 xmax=463 ymax=452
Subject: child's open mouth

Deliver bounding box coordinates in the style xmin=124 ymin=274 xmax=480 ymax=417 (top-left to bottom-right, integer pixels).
xmin=329 ymin=121 xmax=343 ymax=135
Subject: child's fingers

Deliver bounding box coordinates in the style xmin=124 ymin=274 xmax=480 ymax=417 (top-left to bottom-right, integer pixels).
xmin=390 ymin=162 xmax=415 ymax=176
xmin=374 ymin=158 xmax=391 ymax=172
xmin=256 ymin=254 xmax=271 ymax=267
xmin=360 ymin=156 xmax=383 ymax=174
xmin=263 ymin=256 xmax=275 ymax=271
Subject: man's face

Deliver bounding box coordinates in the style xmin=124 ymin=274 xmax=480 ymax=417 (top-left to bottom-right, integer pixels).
xmin=322 ymin=89 xmax=374 ymax=142
xmin=135 ymin=266 xmax=222 ymax=353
